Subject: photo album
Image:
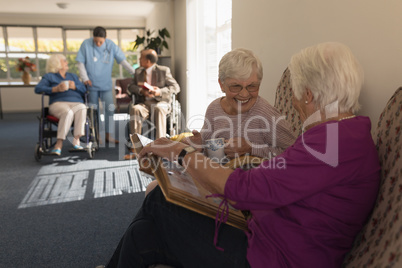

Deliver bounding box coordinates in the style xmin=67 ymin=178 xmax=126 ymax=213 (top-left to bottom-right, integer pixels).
xmin=130 ymin=133 xmax=248 ymax=230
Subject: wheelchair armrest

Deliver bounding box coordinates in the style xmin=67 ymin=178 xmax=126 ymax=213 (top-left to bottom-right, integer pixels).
xmin=41 ymin=93 xmax=47 ymax=117
xmin=84 ymin=90 xmax=90 ymax=105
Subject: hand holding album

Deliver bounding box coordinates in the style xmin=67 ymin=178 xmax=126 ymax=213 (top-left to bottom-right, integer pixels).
xmin=131 ymin=133 xmax=250 ymax=230
xmin=139 ymin=82 xmax=161 ymax=97
xmin=139 ymin=82 xmax=153 ymax=91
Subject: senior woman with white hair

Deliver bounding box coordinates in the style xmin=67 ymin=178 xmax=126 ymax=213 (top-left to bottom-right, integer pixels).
xmin=143 ymin=48 xmax=296 ymax=196
xmin=35 ymin=54 xmax=87 ymax=155
xmin=185 ymin=48 xmax=296 ymax=159
xmin=103 ymin=42 xmax=380 ymax=268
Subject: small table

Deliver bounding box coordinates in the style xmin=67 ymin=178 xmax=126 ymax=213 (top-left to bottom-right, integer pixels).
xmin=0 ymin=82 xmax=37 ymax=119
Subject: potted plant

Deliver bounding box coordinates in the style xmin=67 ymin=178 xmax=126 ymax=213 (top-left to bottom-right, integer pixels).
xmin=132 ymin=28 xmax=171 ymax=54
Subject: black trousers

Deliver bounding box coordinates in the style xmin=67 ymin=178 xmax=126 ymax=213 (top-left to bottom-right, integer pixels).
xmin=106 ymin=186 xmax=250 ymax=268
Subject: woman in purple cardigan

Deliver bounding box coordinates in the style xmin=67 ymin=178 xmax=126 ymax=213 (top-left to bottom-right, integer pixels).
xmin=103 ymin=42 xmax=380 ymax=268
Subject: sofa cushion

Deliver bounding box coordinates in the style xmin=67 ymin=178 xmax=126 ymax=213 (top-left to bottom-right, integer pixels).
xmin=343 ymin=87 xmax=402 ymax=267
xmin=273 ymin=68 xmax=302 ymax=137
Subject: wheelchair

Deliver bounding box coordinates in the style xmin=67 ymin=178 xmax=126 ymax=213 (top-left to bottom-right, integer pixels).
xmin=167 ymin=93 xmax=183 ymax=137
xmin=34 ymin=92 xmax=99 ymax=161
xmin=128 ymin=92 xmax=184 ymax=140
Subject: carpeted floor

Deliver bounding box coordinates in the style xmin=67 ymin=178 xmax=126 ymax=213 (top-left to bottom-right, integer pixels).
xmin=0 ymin=112 xmax=152 ymax=268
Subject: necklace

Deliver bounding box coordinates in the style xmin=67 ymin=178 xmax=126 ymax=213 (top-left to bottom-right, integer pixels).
xmin=303 ymin=114 xmax=356 ymax=133
xmin=338 ymin=115 xmax=356 ymax=121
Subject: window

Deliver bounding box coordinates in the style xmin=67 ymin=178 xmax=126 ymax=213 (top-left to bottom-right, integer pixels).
xmin=65 ymin=29 xmax=91 ymax=76
xmin=0 ymin=28 xmax=6 ymax=79
xmin=6 ymin=27 xmax=37 ymax=80
xmin=37 ymin=27 xmax=63 ymax=52
xmin=0 ymin=25 xmax=143 ymax=84
xmin=65 ymin=29 xmax=90 ymax=52
xmin=186 ymin=0 xmax=232 ymax=130
xmin=120 ymin=29 xmax=143 ymax=77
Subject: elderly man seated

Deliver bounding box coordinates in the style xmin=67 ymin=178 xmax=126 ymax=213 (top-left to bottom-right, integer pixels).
xmin=125 ymin=49 xmax=180 ymax=160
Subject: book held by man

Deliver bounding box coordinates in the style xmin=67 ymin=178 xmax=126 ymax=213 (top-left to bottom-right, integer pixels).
xmin=137 ymin=81 xmax=154 ymax=91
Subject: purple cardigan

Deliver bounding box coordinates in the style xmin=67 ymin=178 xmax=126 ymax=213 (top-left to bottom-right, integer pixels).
xmin=225 ymin=116 xmax=380 ymax=268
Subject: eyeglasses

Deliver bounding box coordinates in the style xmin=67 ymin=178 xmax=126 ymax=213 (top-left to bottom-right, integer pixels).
xmin=226 ymin=83 xmax=260 ymax=93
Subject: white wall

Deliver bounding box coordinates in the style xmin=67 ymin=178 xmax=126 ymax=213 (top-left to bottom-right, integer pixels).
xmin=232 ymin=0 xmax=402 ymax=127
xmin=146 ymin=0 xmax=176 ymax=79
xmin=1 ymin=86 xmax=42 ymax=112
xmin=146 ymin=0 xmax=187 ymax=117
xmin=173 ymin=0 xmax=187 ymax=116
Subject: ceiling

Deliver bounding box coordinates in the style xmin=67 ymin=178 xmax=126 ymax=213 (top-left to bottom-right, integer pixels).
xmin=0 ymin=0 xmax=165 ymax=20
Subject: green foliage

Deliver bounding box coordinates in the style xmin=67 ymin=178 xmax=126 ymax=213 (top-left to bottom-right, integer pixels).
xmin=132 ymin=28 xmax=171 ymax=54
xmin=123 ymin=54 xmax=138 ymax=77
xmin=66 ymin=40 xmax=84 ymax=52
xmin=66 ymin=55 xmax=79 ymax=76
xmin=0 ymin=59 xmax=7 ymax=79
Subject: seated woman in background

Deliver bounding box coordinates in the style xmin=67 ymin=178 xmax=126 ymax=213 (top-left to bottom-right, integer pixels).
xmin=35 ymin=54 xmax=87 ymax=156
xmin=186 ymin=48 xmax=296 ymax=159
xmin=104 ymin=42 xmax=380 ymax=268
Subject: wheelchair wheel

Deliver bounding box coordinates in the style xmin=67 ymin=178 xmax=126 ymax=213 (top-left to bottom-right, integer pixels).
xmin=168 ymin=98 xmax=182 ymax=137
xmin=34 ymin=143 xmax=43 ymax=162
xmin=45 ymin=137 xmax=53 ymax=151
xmin=88 ymin=108 xmax=100 ymax=151
xmin=87 ymin=142 xmax=95 ymax=159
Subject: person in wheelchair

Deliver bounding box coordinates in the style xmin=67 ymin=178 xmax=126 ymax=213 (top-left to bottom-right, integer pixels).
xmin=34 ymin=54 xmax=87 ymax=156
xmin=125 ymin=48 xmax=180 ymax=160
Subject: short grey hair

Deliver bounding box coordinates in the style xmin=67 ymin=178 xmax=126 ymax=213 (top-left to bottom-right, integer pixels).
xmin=288 ymin=42 xmax=364 ymax=113
xmin=46 ymin=54 xmax=65 ymax=73
xmin=142 ymin=49 xmax=158 ymax=64
xmin=219 ymin=48 xmax=263 ymax=83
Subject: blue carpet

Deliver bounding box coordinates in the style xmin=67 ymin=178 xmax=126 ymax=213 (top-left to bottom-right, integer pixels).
xmin=0 ymin=112 xmax=150 ymax=268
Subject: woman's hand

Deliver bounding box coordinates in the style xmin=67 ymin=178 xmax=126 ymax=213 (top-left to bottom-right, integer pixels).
xmin=69 ymin=80 xmax=76 ymax=90
xmin=181 ymin=130 xmax=203 ymax=151
xmin=84 ymin=80 xmax=92 ymax=87
xmin=140 ymin=138 xmax=233 ymax=197
xmin=224 ymin=137 xmax=252 ymax=158
xmin=140 ymin=137 xmax=231 ymax=196
xmin=139 ymin=138 xmax=187 ymax=162
xmin=53 ymin=82 xmax=68 ymax=93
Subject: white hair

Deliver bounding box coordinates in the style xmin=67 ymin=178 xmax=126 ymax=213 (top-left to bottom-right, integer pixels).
xmin=46 ymin=54 xmax=65 ymax=73
xmin=288 ymin=42 xmax=364 ymax=113
xmin=219 ymin=48 xmax=263 ymax=82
